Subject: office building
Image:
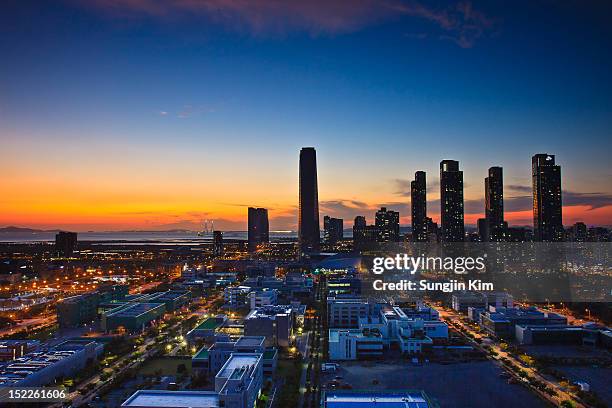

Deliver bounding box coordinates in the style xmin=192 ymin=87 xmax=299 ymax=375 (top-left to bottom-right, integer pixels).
xmin=298 ymin=147 xmax=320 ymax=253
xmin=327 ymin=296 xmax=370 ymax=329
xmin=352 ymin=216 xmax=379 ymax=248
xmin=101 ymin=302 xmax=166 ymax=333
xmin=0 ymin=340 xmax=30 ymax=361
xmin=213 ymin=230 xmax=224 ymax=256
xmin=247 ymin=207 xmax=269 ymax=251
xmin=484 ymin=166 xmax=506 ymax=241
xmin=328 ymin=329 xmax=384 ymax=360
xmin=328 ymin=305 xmax=446 ymax=360
xmin=192 ymin=336 xmax=277 ymax=377
xmin=411 ymin=171 xmax=428 ymax=242
xmin=375 ymin=207 xmax=400 ymax=242
xmin=440 ymin=160 xmax=464 ymax=242
xmin=124 ymin=353 xmax=263 ymax=408
xmin=567 ymin=222 xmax=587 ymax=242
xmin=480 ymin=306 xmax=567 ymax=339
xmin=224 ymin=286 xmax=252 ymax=308
xmin=0 ymin=340 xmax=103 ymax=387
xmin=121 ymin=390 xmax=220 ymax=408
xmin=322 ymin=390 xmax=438 ymax=408
xmin=215 ymin=353 xmax=263 ymax=408
xmin=532 ymin=154 xmax=563 ymax=241
xmin=323 ymin=216 xmax=344 ymax=244
xmin=244 ymin=305 xmax=296 ymax=347
xmin=55 ymin=231 xmax=77 ymax=257
xmin=56 ymin=292 xmax=100 ymax=329
xmin=187 ymin=316 xmax=228 ymax=342
xmin=248 ymin=289 xmax=277 ymax=310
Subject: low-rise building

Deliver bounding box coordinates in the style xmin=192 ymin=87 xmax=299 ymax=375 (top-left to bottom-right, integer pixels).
xmin=329 ymin=328 xmax=384 ymax=360
xmin=124 ymin=353 xmax=263 ymax=408
xmin=244 ymin=305 xmax=296 ymax=347
xmin=328 ymin=304 xmax=444 ymax=360
xmin=224 ymin=286 xmax=252 ymax=308
xmin=187 ymin=315 xmax=228 ymax=342
xmin=102 ymin=302 xmax=166 ymax=332
xmin=321 ymin=390 xmax=438 ymax=408
xmin=122 ymin=390 xmax=220 ymax=408
xmin=327 ymin=296 xmax=370 ymax=329
xmin=56 ymin=292 xmax=100 ymax=329
xmin=192 ymin=336 xmax=277 ymax=377
xmin=248 ymin=289 xmax=277 ymax=310
xmin=480 ymin=307 xmax=567 ymax=339
xmin=0 ymin=340 xmax=33 ymax=361
xmin=0 ymin=340 xmax=103 ymax=387
xmin=215 ymin=353 xmax=263 ymax=408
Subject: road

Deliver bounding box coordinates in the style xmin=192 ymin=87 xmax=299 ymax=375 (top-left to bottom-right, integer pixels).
xmin=0 ymin=314 xmax=56 ymax=337
xmin=52 ymin=292 xmax=223 ymax=407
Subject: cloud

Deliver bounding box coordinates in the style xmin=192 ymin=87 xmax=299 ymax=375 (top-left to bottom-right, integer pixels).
xmin=506 ymin=186 xmax=612 ymax=211
xmin=86 ymin=0 xmax=495 ymax=47
xmin=393 ymin=177 xmax=440 ymax=197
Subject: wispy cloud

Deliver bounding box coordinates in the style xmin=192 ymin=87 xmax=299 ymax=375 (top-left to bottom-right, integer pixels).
xmin=86 ymin=0 xmax=495 ymax=47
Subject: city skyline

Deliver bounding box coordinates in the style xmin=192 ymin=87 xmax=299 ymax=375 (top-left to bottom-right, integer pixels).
xmin=2 ymin=1 xmax=612 ymax=231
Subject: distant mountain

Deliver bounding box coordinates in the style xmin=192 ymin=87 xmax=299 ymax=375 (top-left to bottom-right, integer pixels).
xmin=0 ymin=226 xmax=58 ymax=233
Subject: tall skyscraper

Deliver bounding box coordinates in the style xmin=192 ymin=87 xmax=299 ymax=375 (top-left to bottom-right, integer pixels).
xmin=532 ymin=154 xmax=563 ymax=241
xmin=55 ymin=231 xmax=77 ymax=257
xmin=213 ymin=230 xmax=224 ymax=257
xmin=375 ymin=207 xmax=400 ymax=242
xmin=485 ymin=166 xmax=505 ymax=241
xmin=440 ymin=160 xmax=464 ymax=242
xmin=247 ymin=207 xmax=269 ymax=251
xmin=411 ymin=171 xmax=427 ymax=242
xmin=323 ymin=216 xmax=344 ymax=245
xmin=298 ymin=147 xmax=320 ymax=253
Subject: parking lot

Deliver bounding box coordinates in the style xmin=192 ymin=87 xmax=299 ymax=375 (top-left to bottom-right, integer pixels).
xmin=322 ymin=360 xmax=548 ymax=408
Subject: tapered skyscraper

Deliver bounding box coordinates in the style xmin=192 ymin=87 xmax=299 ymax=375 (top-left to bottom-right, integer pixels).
xmin=532 ymin=154 xmax=563 ymax=242
xmin=411 ymin=171 xmax=427 ymax=242
xmin=485 ymin=166 xmax=505 ymax=241
xmin=299 ymin=147 xmax=320 ymax=253
xmin=440 ymin=160 xmax=464 ymax=242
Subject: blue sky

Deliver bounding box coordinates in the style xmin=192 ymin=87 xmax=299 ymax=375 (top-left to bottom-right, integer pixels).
xmin=1 ymin=0 xmax=611 ymax=230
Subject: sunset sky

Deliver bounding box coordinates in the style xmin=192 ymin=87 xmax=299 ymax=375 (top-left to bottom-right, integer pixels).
xmin=1 ymin=0 xmax=611 ymax=231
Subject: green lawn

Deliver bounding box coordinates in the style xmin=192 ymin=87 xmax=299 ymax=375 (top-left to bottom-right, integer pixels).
xmin=137 ymin=357 xmax=192 ymax=376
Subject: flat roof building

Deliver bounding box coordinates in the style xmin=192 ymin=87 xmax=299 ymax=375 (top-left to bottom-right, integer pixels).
xmin=102 ymin=302 xmax=166 ymax=333
xmin=322 ymin=390 xmax=437 ymax=408
xmin=122 ymin=390 xmax=219 ymax=408
xmin=0 ymin=340 xmax=102 ymax=387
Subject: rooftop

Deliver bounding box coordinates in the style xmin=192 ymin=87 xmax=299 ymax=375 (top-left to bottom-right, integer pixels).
xmin=235 ymin=336 xmax=265 ymax=348
xmin=324 ymin=391 xmax=434 ymax=408
xmin=217 ymin=353 xmax=261 ymax=379
xmin=194 ymin=317 xmax=225 ymax=331
xmin=121 ymin=390 xmax=219 ymax=408
xmin=107 ymin=302 xmax=165 ymax=318
xmin=193 ymin=348 xmax=210 ymax=360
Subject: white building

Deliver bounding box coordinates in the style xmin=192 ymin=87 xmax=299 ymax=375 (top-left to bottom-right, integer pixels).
xmin=328 ymin=305 xmax=446 ymax=360
xmin=327 ymin=296 xmax=370 ymax=328
xmin=224 ymin=286 xmax=252 ymax=308
xmin=215 ymin=353 xmax=263 ymax=408
xmin=123 ymin=353 xmax=262 ymax=408
xmin=328 ymin=329 xmax=383 ymax=360
xmin=248 ymin=289 xmax=277 ymax=310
